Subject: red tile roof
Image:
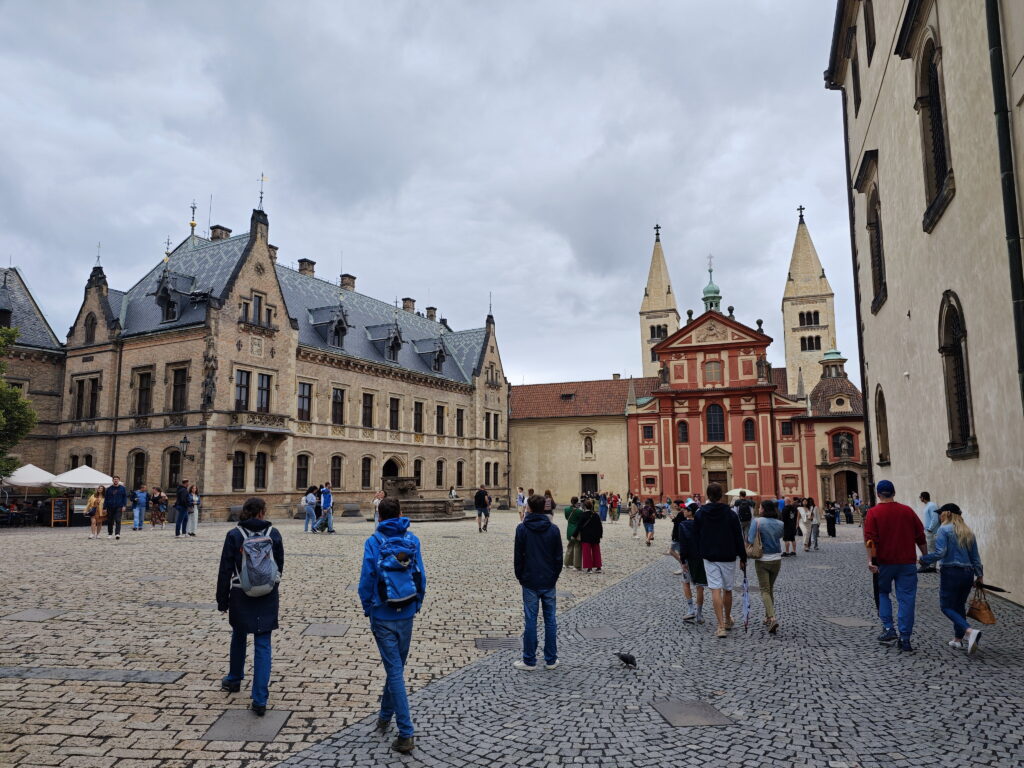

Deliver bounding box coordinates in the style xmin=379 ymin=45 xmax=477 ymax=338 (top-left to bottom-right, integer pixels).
xmin=808 ymin=375 xmax=864 ymax=417
xmin=510 ymin=377 xmax=659 ymax=419
xmin=771 ymin=366 xmax=789 ymax=396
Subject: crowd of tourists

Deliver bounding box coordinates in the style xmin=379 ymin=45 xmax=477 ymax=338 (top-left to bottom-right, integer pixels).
xmin=84 ymin=475 xmax=201 ymax=539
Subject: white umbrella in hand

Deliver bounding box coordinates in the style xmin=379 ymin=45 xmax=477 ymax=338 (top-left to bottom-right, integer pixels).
xmin=741 ymin=574 xmax=751 ymax=632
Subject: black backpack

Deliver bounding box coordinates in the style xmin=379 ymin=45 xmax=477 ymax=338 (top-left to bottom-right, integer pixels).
xmin=736 ymin=499 xmax=753 ymax=523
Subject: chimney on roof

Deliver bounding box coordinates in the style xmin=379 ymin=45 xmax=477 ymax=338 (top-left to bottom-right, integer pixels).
xmin=402 ymin=297 xmax=415 ymax=312
xmin=210 ymin=224 xmax=232 ymax=241
xmin=340 ymin=273 xmax=356 ymax=291
xmin=426 ymin=306 xmax=437 ymax=321
xmin=612 ymin=373 xmax=621 ymax=380
xmin=297 ymin=258 xmax=315 ymax=277
xmin=268 ymin=244 xmax=278 ymax=262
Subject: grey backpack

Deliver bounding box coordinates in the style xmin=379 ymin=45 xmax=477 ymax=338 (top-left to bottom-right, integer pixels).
xmin=233 ymin=525 xmax=280 ymax=597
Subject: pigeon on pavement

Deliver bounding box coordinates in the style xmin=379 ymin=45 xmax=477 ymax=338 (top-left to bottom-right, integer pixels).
xmin=615 ymin=652 xmax=637 ymax=669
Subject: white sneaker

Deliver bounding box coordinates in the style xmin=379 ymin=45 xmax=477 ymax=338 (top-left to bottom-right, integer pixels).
xmin=947 ymin=639 xmax=963 ymax=650
xmin=673 ymin=569 xmax=684 ymax=576
xmin=682 ymin=612 xmax=697 ymax=622
xmin=544 ymin=661 xmax=559 ymax=670
xmin=966 ymin=628 xmax=982 ymax=654
xmin=107 ymin=534 xmax=113 ymax=539
xmin=512 ymin=660 xmax=538 ymax=671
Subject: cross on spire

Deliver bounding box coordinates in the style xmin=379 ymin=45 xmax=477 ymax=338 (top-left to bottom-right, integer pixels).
xmin=653 ymin=223 xmax=661 ymax=242
xmin=797 ymin=204 xmax=805 ymax=222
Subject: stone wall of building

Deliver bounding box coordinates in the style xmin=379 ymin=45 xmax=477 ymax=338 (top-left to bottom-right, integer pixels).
xmin=5 ymin=349 xmax=63 ymax=470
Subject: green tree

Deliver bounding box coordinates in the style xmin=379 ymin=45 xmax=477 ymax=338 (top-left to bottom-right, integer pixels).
xmin=0 ymin=328 xmax=38 ymax=478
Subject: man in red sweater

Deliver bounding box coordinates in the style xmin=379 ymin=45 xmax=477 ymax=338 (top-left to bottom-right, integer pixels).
xmin=863 ymin=480 xmax=927 ymax=652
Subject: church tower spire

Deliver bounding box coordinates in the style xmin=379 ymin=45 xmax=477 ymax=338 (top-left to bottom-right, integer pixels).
xmin=639 ymin=224 xmax=680 ymax=377
xmin=781 ymin=207 xmax=836 ymax=396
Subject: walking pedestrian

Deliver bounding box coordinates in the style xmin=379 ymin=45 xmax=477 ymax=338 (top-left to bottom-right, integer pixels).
xmin=641 ymin=499 xmax=657 ymax=547
xmin=609 ymin=493 xmax=619 ymax=523
xmin=372 ymin=490 xmax=385 ymax=524
xmin=513 ymin=494 xmax=563 ymax=671
xmin=542 ymin=490 xmax=557 ymax=516
xmin=577 ymin=499 xmax=603 ymax=573
xmin=693 ymin=483 xmax=747 ymax=638
xmin=150 ymin=487 xmax=167 ymax=528
xmin=515 ymin=486 xmax=526 ymax=521
xmin=86 ymin=485 xmax=104 ymax=539
xmin=918 ymin=492 xmax=939 ymax=573
xmin=748 ymin=500 xmax=785 ymax=633
xmin=801 ymin=498 xmax=821 ymax=551
xmin=563 ymin=497 xmax=584 ymax=571
xmin=359 ymin=497 xmax=426 ymax=754
xmin=173 ymin=479 xmax=190 ymax=538
xmin=669 ymin=505 xmax=686 ymax=575
xmin=319 ymin=482 xmax=335 ymax=533
xmin=474 ymin=485 xmax=491 ymax=532
xmin=825 ymin=501 xmax=837 ymax=538
xmin=103 ymin=476 xmax=128 ymax=540
xmin=130 ymin=483 xmax=148 ymax=531
xmin=186 ymin=484 xmax=200 ymax=536
xmin=781 ymin=496 xmax=798 ymax=557
xmin=598 ymin=493 xmax=608 ymax=522
xmin=629 ymin=497 xmax=641 ymax=538
xmin=678 ymin=503 xmax=707 ymax=624
xmin=864 ymin=480 xmax=927 ymax=653
xmin=303 ymin=486 xmax=318 ymax=533
xmin=217 ymin=496 xmax=284 ymax=717
xmin=733 ymin=491 xmax=754 ymax=540
xmin=918 ymin=503 xmax=984 ymax=653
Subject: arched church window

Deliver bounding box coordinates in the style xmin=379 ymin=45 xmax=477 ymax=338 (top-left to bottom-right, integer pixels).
xmin=939 ymin=292 xmax=977 ymax=458
xmin=867 ymin=187 xmax=887 ymax=312
xmin=800 ymin=337 xmax=807 ymax=352
xmin=812 ymin=311 xmax=820 ymax=325
xmin=875 ymin=387 xmax=890 ymax=465
xmin=84 ymin=313 xmax=97 ymax=344
xmin=677 ymin=421 xmax=688 ymax=443
xmin=706 ymin=404 xmax=725 ymax=442
xmin=919 ymin=39 xmax=952 ymax=218
xmin=814 ymin=336 xmax=821 ymax=351
xmin=799 ymin=312 xmax=805 ymax=326
xmin=743 ymin=418 xmax=756 ymax=442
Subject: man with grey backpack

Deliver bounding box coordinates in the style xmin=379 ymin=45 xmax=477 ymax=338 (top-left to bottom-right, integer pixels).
xmin=216 ymin=497 xmax=284 ymax=717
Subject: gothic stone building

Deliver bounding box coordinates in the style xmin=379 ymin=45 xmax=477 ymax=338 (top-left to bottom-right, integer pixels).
xmin=5 ymin=208 xmax=509 ymax=517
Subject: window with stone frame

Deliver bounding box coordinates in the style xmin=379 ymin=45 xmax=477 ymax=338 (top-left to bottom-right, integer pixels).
xmin=492 ymin=413 xmax=500 ymax=439
xmin=135 ymin=369 xmax=153 ymax=415
xmin=706 ymin=404 xmax=726 ymax=442
xmin=456 ymin=460 xmax=464 ymax=487
xmin=864 ymin=0 xmax=876 ymax=63
xmin=484 ymin=411 xmax=491 ymax=439
xmin=436 ymin=405 xmax=445 ymax=435
xmin=361 ymin=457 xmax=372 ymax=489
xmin=435 ymin=459 xmax=444 ymax=487
xmin=254 ymin=452 xmax=268 ymax=490
xmin=330 ymin=455 xmax=343 ymax=489
xmin=866 ymin=187 xmax=887 ymax=312
xmin=875 ymin=386 xmax=890 ymax=465
xmin=781 ymin=420 xmax=794 ymax=437
xmin=938 ymin=292 xmax=978 ymax=459
xmin=642 ymin=425 xmax=654 ymax=440
xmin=677 ymin=421 xmax=688 ymax=443
xmin=130 ymin=451 xmax=146 ymax=490
xmin=743 ymin=418 xmax=756 ymax=442
xmin=84 ymin=313 xmax=97 ymax=344
xmin=918 ymin=37 xmax=954 ymax=231
xmin=171 ymin=367 xmax=188 ymax=412
xmin=456 ymin=408 xmax=465 ymax=437
xmin=389 ymin=397 xmax=400 ymax=430
xmin=297 ymin=381 xmax=313 ymax=421
xmin=484 ymin=462 xmax=491 ymax=485
xmin=413 ymin=401 xmax=424 ymax=433
xmin=331 ymin=388 xmax=345 ymax=425
xmin=256 ymin=374 xmax=272 ymax=414
xmin=704 ymin=360 xmax=723 ymax=385
xmin=167 ymin=450 xmax=182 ymax=489
xmin=361 ymin=393 xmax=374 ymax=428
xmin=413 ymin=459 xmax=422 ymax=487
xmin=235 ymin=370 xmax=251 ymax=411
xmin=295 ymin=454 xmax=310 ymax=490
xmin=84 ymin=454 xmax=93 ymax=468
xmin=70 ymin=454 xmax=79 ymax=469
xmin=232 ymin=451 xmax=246 ymax=491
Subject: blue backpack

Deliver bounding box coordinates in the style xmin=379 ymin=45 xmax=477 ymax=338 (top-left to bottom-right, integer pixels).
xmin=233 ymin=525 xmax=281 ymax=598
xmin=374 ymin=532 xmax=422 ymax=608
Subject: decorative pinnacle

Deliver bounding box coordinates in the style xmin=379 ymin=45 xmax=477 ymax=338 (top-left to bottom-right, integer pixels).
xmin=190 ymin=199 xmax=197 ymax=234
xmin=654 ymin=223 xmax=661 ymax=243
xmin=95 ymin=242 xmax=101 ymax=266
xmin=797 ymin=204 xmax=806 ymax=223
xmin=164 ymin=236 xmax=172 ymax=256
xmin=258 ymin=172 xmax=267 ymax=210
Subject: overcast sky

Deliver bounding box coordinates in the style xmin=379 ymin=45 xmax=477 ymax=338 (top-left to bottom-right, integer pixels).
xmin=0 ymin=0 xmax=857 ymax=386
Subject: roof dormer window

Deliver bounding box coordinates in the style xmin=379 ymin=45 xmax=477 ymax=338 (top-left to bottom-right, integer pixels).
xmin=386 ymin=334 xmax=401 ymax=362
xmin=162 ymin=301 xmax=178 ymax=322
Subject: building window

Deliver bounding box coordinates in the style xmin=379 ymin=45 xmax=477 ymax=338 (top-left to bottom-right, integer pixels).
xmin=297 ymin=382 xmax=312 ymax=421
xmin=704 ymin=360 xmax=723 ymax=384
xmin=781 ymin=420 xmax=794 ymax=437
xmin=252 ymin=294 xmax=264 ymax=327
xmin=867 ymin=188 xmax=887 ymax=312
xmin=642 ymin=425 xmax=654 ymax=440
xmin=331 ymin=455 xmax=342 ymax=488
xmin=84 ymin=313 xmax=97 ymax=344
xmin=163 ymin=300 xmax=178 ymax=322
xmin=493 ymin=462 xmax=500 ymax=485
xmin=362 ymin=393 xmax=374 ymax=428
xmin=413 ymin=402 xmax=424 ymax=433
xmin=743 ymin=418 xmax=756 ymax=442
xmin=171 ymin=367 xmax=188 ymax=412
xmin=801 ymin=337 xmax=807 ymax=352
xmin=677 ymin=421 xmax=688 ymax=443
xmin=832 ymin=431 xmax=855 ymax=458
xmin=413 ymin=459 xmax=422 ymax=487
xmin=88 ymin=378 xmax=99 ymax=418
xmin=130 ymin=451 xmax=146 ymax=490
xmin=331 ymin=388 xmax=345 ymax=425
xmin=435 ymin=459 xmax=444 ymax=487
xmin=235 ymin=370 xmax=251 ymax=411
xmin=436 ymin=405 xmax=445 ymax=435
xmin=84 ymin=454 xmax=93 ymax=467
xmin=864 ymin=0 xmax=876 ymax=63
xmin=484 ymin=412 xmax=491 ymax=439
xmin=74 ymin=380 xmax=85 ymax=419
xmin=240 ymin=301 xmax=250 ymax=324
xmin=919 ymin=38 xmax=954 ymax=231
xmin=456 ymin=460 xmax=464 ymax=487
xmin=231 ymin=451 xmax=246 ymax=491
xmin=386 ymin=337 xmax=400 ymax=362
xmin=257 ymin=374 xmax=272 ymax=414
xmin=456 ymin=408 xmax=465 ymax=437
xmin=875 ymin=386 xmax=890 ymax=464
xmin=799 ymin=312 xmax=805 ymax=326
xmin=484 ymin=462 xmax=491 ymax=485
xmin=136 ymin=371 xmax=153 ymax=415
xmin=851 ymin=47 xmax=861 ymax=115
xmin=296 ymin=454 xmax=309 ymax=490
xmin=361 ymin=457 xmax=372 ymax=489
xmin=167 ymin=450 xmax=182 ymax=489
xmin=939 ymin=292 xmax=977 ymax=458
xmin=492 ymin=413 xmax=500 ymax=439
xmin=389 ymin=397 xmax=400 ymax=430
xmin=254 ymin=452 xmax=267 ymax=490
xmin=651 ymin=348 xmax=658 ymax=363
xmin=706 ymin=404 xmax=725 ymax=442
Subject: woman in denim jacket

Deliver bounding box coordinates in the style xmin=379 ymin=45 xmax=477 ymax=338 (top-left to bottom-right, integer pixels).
xmin=748 ymin=500 xmax=785 ymax=634
xmin=919 ymin=503 xmax=984 ymax=654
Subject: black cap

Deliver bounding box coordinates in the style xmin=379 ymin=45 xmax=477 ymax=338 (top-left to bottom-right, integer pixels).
xmin=937 ymin=503 xmax=962 ymax=516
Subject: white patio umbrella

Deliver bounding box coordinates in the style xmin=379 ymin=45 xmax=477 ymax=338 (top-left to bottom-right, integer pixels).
xmin=2 ymin=464 xmax=57 ymax=487
xmin=50 ymin=465 xmax=114 ymax=489
xmin=724 ymin=488 xmax=758 ymax=497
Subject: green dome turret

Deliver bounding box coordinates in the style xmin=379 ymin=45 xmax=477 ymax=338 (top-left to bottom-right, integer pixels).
xmin=702 ymin=256 xmax=722 ymax=313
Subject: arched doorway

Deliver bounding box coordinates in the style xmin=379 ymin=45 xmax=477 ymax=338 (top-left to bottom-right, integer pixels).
xmin=382 ymin=459 xmax=400 ymax=478
xmin=833 ymin=470 xmax=859 ymax=503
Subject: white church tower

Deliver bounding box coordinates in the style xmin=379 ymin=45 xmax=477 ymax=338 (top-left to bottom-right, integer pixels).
xmin=639 ymin=225 xmax=680 ymax=378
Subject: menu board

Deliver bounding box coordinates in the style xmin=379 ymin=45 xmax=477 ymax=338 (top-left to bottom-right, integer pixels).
xmin=51 ymin=498 xmax=70 ymax=527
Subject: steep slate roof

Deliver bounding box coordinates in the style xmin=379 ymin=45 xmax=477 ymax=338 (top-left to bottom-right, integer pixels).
xmin=808 ymin=375 xmax=864 ymax=417
xmin=510 ymin=377 xmax=659 ymax=419
xmin=0 ymin=267 xmax=62 ymax=351
xmin=275 ymin=264 xmax=488 ymax=384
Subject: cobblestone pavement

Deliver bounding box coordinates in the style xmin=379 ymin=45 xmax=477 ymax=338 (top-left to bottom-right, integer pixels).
xmin=0 ymin=511 xmax=664 ymax=767
xmin=277 ymin=526 xmax=1024 ymax=768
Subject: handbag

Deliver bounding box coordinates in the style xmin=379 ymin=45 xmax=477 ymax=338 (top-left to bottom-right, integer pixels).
xmin=745 ymin=519 xmax=763 ymax=560
xmin=967 ymin=586 xmax=997 ymax=625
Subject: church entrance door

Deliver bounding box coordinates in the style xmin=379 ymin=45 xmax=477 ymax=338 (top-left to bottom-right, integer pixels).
xmin=580 ymin=474 xmax=598 ymax=495
xmin=708 ymin=471 xmax=728 ymax=488
xmin=382 ymin=459 xmax=400 ymax=478
xmin=833 ymin=470 xmax=858 ymax=503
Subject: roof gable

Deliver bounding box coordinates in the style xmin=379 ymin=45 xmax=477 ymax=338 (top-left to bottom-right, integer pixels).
xmin=0 ymin=268 xmax=62 ymax=350
xmin=656 ymin=311 xmax=771 ymax=351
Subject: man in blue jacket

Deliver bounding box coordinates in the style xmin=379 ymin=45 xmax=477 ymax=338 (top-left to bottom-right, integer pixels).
xmin=103 ymin=476 xmax=128 ymax=539
xmin=513 ymin=494 xmax=563 ymax=671
xmin=319 ymin=482 xmax=335 ymax=534
xmin=358 ymin=497 xmax=425 ymax=755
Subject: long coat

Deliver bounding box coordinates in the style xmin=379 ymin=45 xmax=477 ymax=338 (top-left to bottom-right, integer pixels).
xmin=216 ymin=518 xmax=285 ymax=634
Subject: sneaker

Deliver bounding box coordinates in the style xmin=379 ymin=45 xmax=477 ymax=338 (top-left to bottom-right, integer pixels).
xmin=877 ymin=628 xmax=898 ymax=643
xmin=251 ymin=703 xmax=266 ymax=717
xmin=107 ymin=534 xmax=113 ymax=539
xmin=375 ymin=718 xmax=390 ymax=734
xmin=512 ymin=660 xmax=538 ymax=671
xmin=115 ymin=535 xmax=120 ymax=540
xmin=220 ymin=680 xmax=241 ymax=693
xmin=947 ymin=639 xmax=963 ymax=650
xmin=695 ymin=614 xmax=705 ymax=624
xmin=646 ymin=541 xmax=651 ymax=547
xmin=544 ymin=660 xmax=559 ymax=670
xmin=392 ymin=736 xmax=415 ymax=754
xmin=966 ymin=628 xmax=982 ymax=654
xmin=768 ymin=620 xmax=779 ymax=634
xmin=898 ymin=638 xmax=914 ymax=653
xmin=673 ymin=569 xmax=684 ymax=575
xmin=716 ymin=626 xmax=727 ymax=638
xmin=682 ymin=612 xmax=697 ymax=622
xmin=594 ymin=568 xmax=602 ymax=573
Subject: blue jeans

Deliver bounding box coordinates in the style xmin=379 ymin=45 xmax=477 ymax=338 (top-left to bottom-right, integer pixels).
xmin=224 ymin=629 xmax=272 ymax=706
xmin=133 ymin=506 xmax=145 ymax=529
xmin=939 ymin=566 xmax=975 ymax=639
xmin=877 ymin=563 xmax=918 ymax=638
xmin=320 ymin=508 xmax=334 ymax=532
xmin=174 ymin=506 xmax=189 ymax=536
xmin=521 ymin=586 xmax=557 ymax=666
xmin=304 ymin=504 xmax=316 ymax=531
xmin=370 ymin=617 xmax=415 ymax=737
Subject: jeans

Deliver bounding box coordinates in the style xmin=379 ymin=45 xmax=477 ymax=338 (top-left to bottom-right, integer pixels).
xmin=224 ymin=628 xmax=272 ymax=706
xmin=521 ymin=586 xmax=557 ymax=666
xmin=370 ymin=617 xmax=415 ymax=738
xmin=105 ymin=509 xmax=122 ymax=536
xmin=304 ymin=504 xmax=316 ymax=532
xmin=877 ymin=563 xmax=918 ymax=638
xmin=754 ymin=559 xmax=781 ymax=619
xmin=133 ymin=506 xmax=145 ymax=529
xmin=939 ymin=566 xmax=975 ymax=639
xmin=320 ymin=508 xmax=334 ymax=532
xmin=174 ymin=506 xmax=189 ymax=536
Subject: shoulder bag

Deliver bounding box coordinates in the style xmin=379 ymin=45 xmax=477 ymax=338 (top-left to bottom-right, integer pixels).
xmin=745 ymin=519 xmax=763 ymax=560
xmin=967 ymin=586 xmax=997 ymax=625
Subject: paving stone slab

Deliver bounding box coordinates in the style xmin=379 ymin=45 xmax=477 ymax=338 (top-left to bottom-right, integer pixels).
xmin=136 ymin=574 xmax=173 ymax=583
xmin=474 ymin=637 xmax=522 ymax=650
xmin=577 ymin=625 xmax=622 ymax=639
xmin=201 ymin=708 xmax=291 ymax=742
xmin=808 ymin=565 xmax=834 ymax=570
xmin=302 ymin=623 xmax=349 ymax=637
xmin=823 ymin=616 xmax=875 ymax=627
xmin=652 ymin=699 xmax=734 ymax=727
xmin=0 ymin=666 xmax=184 ymax=683
xmin=556 ymin=590 xmax=576 ymax=600
xmin=144 ymin=600 xmax=218 ymax=610
xmin=2 ymin=609 xmax=65 ymax=622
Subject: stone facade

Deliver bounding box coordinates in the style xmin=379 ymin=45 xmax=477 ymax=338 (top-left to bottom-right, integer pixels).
xmin=826 ymin=0 xmax=1024 ymax=602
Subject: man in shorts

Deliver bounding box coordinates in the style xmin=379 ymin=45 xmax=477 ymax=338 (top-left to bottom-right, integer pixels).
xmin=677 ymin=503 xmax=706 ymax=623
xmin=694 ymin=483 xmax=746 ymax=638
xmin=474 ymin=485 xmax=491 ymax=532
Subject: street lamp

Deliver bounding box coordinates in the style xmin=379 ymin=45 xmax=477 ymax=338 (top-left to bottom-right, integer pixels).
xmin=178 ymin=435 xmax=196 ymax=462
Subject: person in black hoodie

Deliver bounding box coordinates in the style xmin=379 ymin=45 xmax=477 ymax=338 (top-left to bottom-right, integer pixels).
xmin=216 ymin=497 xmax=285 ymax=716
xmin=174 ymin=479 xmax=191 ymax=538
xmin=513 ymin=494 xmax=563 ymax=670
xmin=576 ymin=499 xmax=603 ymax=573
xmin=693 ymin=483 xmax=746 ymax=639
